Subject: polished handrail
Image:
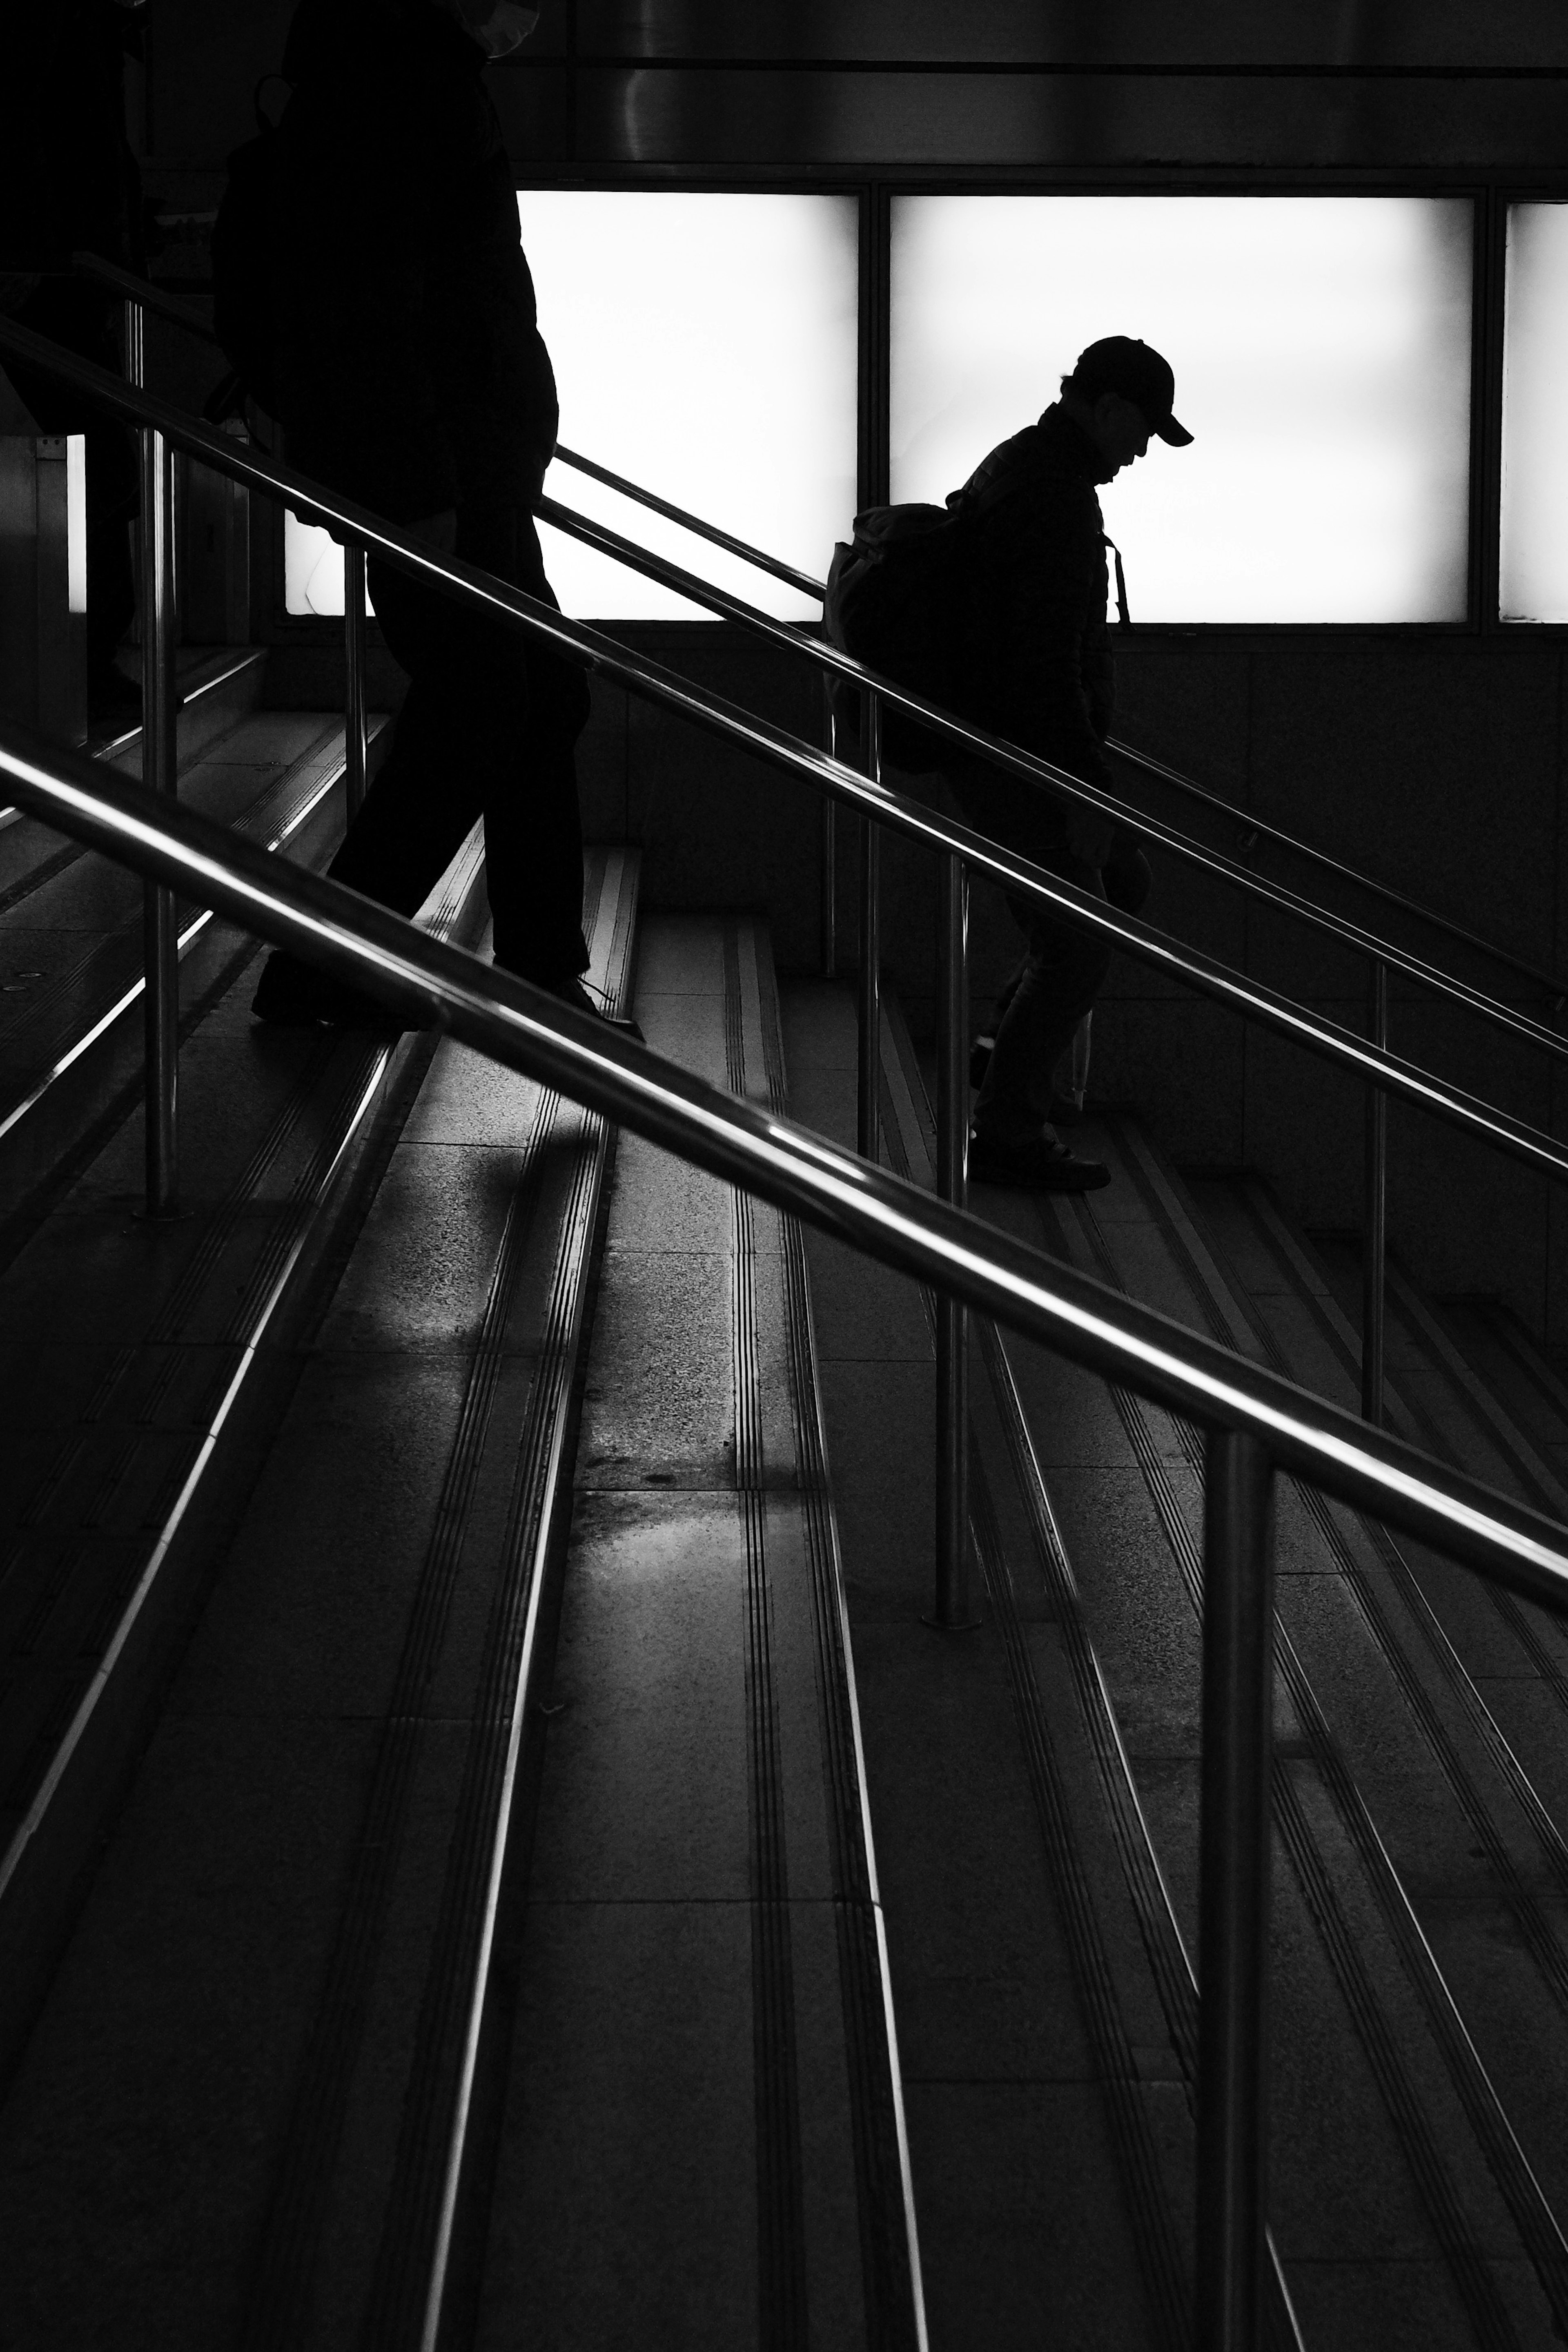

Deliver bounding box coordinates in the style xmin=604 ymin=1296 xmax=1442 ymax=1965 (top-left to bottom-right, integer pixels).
xmin=57 ymin=257 xmax=1563 ymax=1011
xmin=69 ymin=250 xmax=215 ymax=341
xmin=40 ymin=259 xmax=1568 ymax=2350
xmin=550 ymin=441 xmax=822 ymax=599
xmin=536 ymin=490 xmax=1568 ymax=1072
xmin=5 ymin=315 xmax=1566 ymax=1199
xmin=64 ymin=253 xmax=825 ymax=598
xmin=1108 ymin=734 xmax=1568 ymax=1005
xmin=3 ymin=712 xmax=1566 ymax=1607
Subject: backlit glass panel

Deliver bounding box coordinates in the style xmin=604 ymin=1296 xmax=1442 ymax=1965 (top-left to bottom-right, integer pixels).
xmin=285 ymin=190 xmax=858 ymax=621
xmin=891 ymin=196 xmax=1473 ymax=624
xmin=1501 ymin=203 xmax=1568 ymax=622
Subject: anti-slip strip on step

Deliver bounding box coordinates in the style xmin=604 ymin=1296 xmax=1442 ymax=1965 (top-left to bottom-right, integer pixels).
xmin=0 ymin=715 xmax=372 ymax=1072
xmin=1178 ymin=1171 xmax=1568 ymax=1892
xmin=0 ymin=826 xmax=488 ymax=1911
xmin=354 ymin=862 xmax=634 ymax=2352
xmin=241 ymin=851 xmax=634 ymax=2352
xmin=751 ymin=946 xmax=927 ymax=2350
xmin=1066 ymin=1125 xmax=1568 ymax=2338
xmin=873 ymin=1003 xmax=1217 ymax=2352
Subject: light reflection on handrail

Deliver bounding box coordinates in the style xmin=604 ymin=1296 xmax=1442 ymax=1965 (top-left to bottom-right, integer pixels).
xmin=51 ymin=265 xmax=1565 ymax=1007
xmin=550 ymin=441 xmax=823 ymax=599
xmin=2 ymin=315 xmax=1565 ymax=1197
xmin=2 ymin=713 xmax=1566 ymax=1612
xmin=535 ymin=490 xmax=1568 ymax=1071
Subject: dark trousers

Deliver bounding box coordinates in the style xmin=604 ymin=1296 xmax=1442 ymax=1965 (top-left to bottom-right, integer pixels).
xmin=330 ymin=505 xmax=591 ymax=983
xmin=946 ymin=751 xmax=1152 ymax=1139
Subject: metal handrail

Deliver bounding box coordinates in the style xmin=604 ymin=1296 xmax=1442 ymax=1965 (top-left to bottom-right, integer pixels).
xmin=8 ymin=709 xmax=1568 ymax=2348
xmin=2 ymin=717 xmax=1564 ymax=1600
xmin=62 ymin=252 xmax=1561 ymax=1011
xmin=4 ymin=317 xmax=1563 ymax=1196
xmin=69 ymin=250 xmax=215 ymax=341
xmin=1108 ymin=734 xmax=1568 ymax=1005
xmin=536 ymin=491 xmax=1568 ymax=1072
xmin=29 ymin=258 xmax=1568 ymax=2350
xmin=550 ymin=441 xmax=822 ymax=598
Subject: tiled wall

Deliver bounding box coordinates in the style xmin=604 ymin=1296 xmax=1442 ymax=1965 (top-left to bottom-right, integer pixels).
xmin=572 ymin=622 xmax=1568 ymax=1349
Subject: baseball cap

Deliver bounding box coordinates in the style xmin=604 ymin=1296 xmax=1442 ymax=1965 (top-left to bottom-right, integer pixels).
xmin=1070 ymin=337 xmax=1193 ymax=446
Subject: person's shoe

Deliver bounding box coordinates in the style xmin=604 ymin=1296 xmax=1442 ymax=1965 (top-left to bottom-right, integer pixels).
xmin=969 ymin=1126 xmax=1110 ymax=1193
xmin=547 ymin=973 xmax=644 ymax=1044
xmin=251 ymin=951 xmax=421 ymax=1037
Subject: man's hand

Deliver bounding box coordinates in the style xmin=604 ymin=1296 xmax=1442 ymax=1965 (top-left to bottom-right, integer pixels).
xmin=407 ymin=508 xmax=459 ymax=554
xmin=1064 ymin=803 xmax=1116 ymax=868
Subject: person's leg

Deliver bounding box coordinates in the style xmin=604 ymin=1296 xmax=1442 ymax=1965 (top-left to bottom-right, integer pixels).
xmin=322 ymin=558 xmax=497 ymax=917
xmin=481 ymin=516 xmax=590 ymax=983
xmin=252 ymin=528 xmax=503 ymax=1021
xmin=972 ymin=854 xmax=1113 ymax=1146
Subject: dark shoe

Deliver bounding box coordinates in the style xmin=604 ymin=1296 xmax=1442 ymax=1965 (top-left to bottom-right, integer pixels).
xmin=548 ymin=974 xmax=644 ymax=1045
xmin=251 ymin=951 xmax=421 ymax=1038
xmin=969 ymin=1128 xmax=1110 ymax=1193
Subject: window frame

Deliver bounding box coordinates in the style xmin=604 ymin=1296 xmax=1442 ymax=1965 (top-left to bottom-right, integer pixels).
xmin=270 ymin=163 xmax=1568 ymax=643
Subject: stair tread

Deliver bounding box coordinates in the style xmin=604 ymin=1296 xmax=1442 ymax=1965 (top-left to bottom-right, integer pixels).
xmin=815 ymin=990 xmax=1568 ymax=2351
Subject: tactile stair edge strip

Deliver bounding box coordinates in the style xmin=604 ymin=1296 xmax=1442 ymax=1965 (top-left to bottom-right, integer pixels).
xmin=0 ymin=825 xmax=487 ymax=2075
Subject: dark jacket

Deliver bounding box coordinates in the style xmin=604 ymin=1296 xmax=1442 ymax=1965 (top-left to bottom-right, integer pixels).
xmin=272 ymin=0 xmax=558 ymax=521
xmin=948 ymin=403 xmax=1116 ymax=791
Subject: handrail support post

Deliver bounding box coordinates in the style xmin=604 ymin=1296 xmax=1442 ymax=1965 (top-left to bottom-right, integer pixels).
xmin=821 ymin=676 xmax=838 ymax=979
xmin=1362 ymin=959 xmax=1389 ymax=1426
xmin=1197 ymin=1426 xmax=1276 ymax=2352
xmin=931 ymin=851 xmax=976 ymax=1630
xmin=344 ymin=543 xmax=369 ymax=821
xmin=857 ymin=691 xmax=882 ymax=1163
xmin=131 ymin=299 xmax=180 ymax=1219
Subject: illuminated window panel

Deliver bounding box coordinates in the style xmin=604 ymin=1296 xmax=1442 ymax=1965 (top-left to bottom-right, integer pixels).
xmin=1501 ymin=203 xmax=1568 ymax=623
xmin=523 ymin=189 xmax=857 ymax=622
xmin=285 ymin=192 xmax=857 ymax=622
xmin=891 ymin=196 xmax=1473 ymax=625
xmin=283 ymin=515 xmax=370 ymax=619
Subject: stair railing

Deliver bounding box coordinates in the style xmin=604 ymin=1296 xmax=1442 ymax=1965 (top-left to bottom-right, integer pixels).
xmin=11 ymin=309 xmax=1568 ymax=1653
xmin=9 ymin=709 xmax=1568 ymax=2352
xmin=57 ymin=253 xmax=1568 ymax=1451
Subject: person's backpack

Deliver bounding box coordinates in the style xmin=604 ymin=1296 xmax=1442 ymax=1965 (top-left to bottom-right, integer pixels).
xmin=824 ymin=432 xmax=1132 ymax=775
xmin=207 ymin=82 xmax=290 ymax=421
xmin=823 ymin=498 xmax=971 ymax=774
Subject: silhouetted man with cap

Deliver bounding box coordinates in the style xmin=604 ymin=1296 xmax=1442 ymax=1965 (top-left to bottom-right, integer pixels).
xmin=251 ymin=0 xmax=615 ymax=1032
xmin=945 ymin=335 xmax=1192 ymax=1191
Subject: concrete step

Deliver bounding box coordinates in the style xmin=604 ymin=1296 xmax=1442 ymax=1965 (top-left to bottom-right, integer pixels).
xmin=1037 ymin=1119 xmax=1568 ymax=2348
xmin=781 ymin=981 xmax=1190 ymax=2352
xmin=0 ymin=816 xmax=495 ymax=2107
xmin=0 ymin=705 xmax=391 ymax=1243
xmin=0 ymin=643 xmax=270 ymax=856
xmin=787 ymin=981 xmax=1568 ymax=2350
xmin=470 ymin=913 xmax=922 ymax=2351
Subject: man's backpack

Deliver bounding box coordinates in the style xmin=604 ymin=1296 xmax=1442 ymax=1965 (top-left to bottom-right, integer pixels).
xmin=823 ymin=499 xmax=971 ymax=774
xmin=207 ymin=84 xmax=289 ymax=421
xmin=824 ymin=433 xmax=1132 ymax=776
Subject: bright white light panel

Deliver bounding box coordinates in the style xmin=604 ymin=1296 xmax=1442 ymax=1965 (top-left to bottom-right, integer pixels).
xmin=525 ymin=190 xmax=857 ymax=620
xmin=285 ymin=190 xmax=858 ymax=621
xmin=284 ymin=511 xmax=365 ymax=618
xmin=891 ymin=196 xmax=1473 ymax=624
xmin=1501 ymin=204 xmax=1568 ymax=622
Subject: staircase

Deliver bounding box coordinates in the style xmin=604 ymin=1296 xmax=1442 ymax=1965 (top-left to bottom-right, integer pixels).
xmin=2 ymin=701 xmax=1568 ymax=2348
